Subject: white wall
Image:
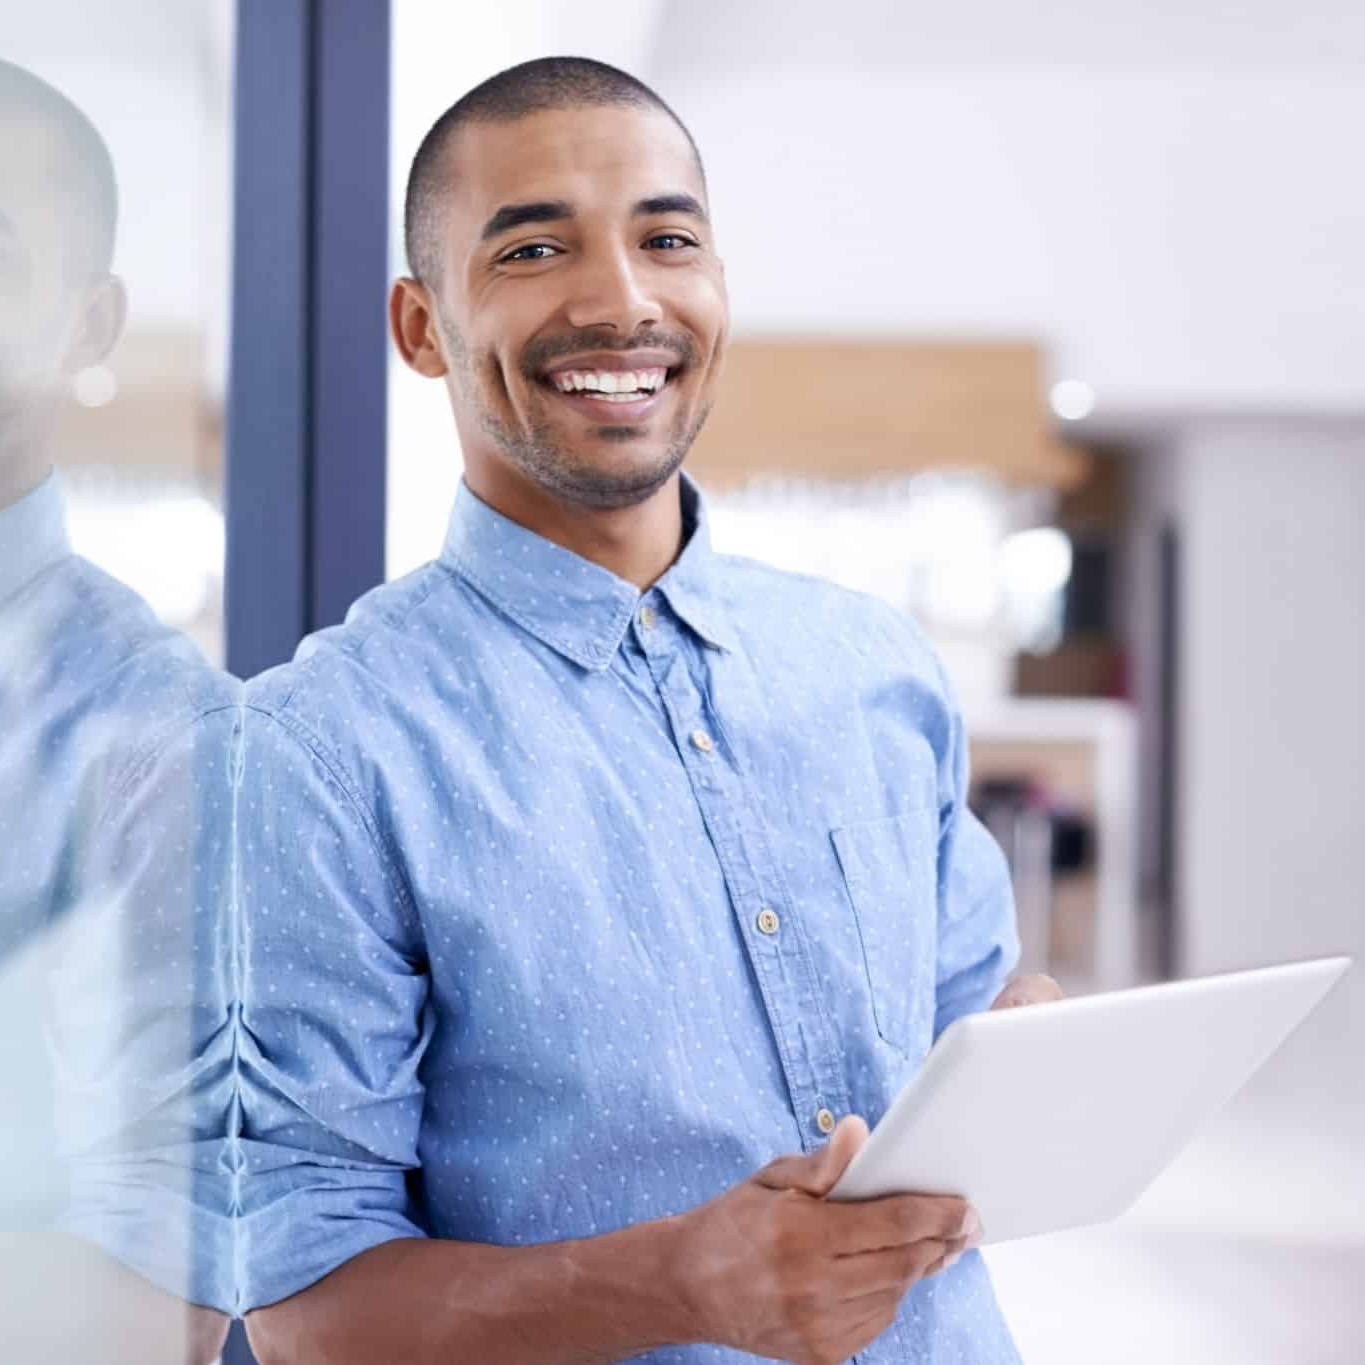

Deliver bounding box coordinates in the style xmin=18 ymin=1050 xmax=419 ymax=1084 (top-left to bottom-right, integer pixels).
xmin=1169 ymin=420 xmax=1365 ymax=1125
xmin=657 ymin=64 xmax=1365 ymax=414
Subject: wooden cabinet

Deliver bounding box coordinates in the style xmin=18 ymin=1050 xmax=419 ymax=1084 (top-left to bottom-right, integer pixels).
xmin=685 ymin=339 xmax=1091 ymax=490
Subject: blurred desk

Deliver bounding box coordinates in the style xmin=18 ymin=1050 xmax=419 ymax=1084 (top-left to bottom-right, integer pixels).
xmin=965 ymin=699 xmax=1139 ymax=994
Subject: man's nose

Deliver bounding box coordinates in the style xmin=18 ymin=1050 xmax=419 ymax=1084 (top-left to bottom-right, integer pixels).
xmin=564 ymin=248 xmax=661 ymax=335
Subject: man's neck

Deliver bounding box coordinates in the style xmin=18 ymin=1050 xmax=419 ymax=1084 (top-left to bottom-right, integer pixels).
xmin=464 ymin=462 xmax=686 ymax=592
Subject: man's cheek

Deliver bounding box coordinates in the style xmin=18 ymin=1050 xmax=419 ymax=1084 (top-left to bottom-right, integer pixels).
xmin=482 ymin=350 xmax=518 ymax=408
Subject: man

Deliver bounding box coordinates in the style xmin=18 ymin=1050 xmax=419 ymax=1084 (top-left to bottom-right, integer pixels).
xmin=239 ymin=57 xmax=1059 ymax=1365
xmin=0 ymin=60 xmax=234 ymax=1363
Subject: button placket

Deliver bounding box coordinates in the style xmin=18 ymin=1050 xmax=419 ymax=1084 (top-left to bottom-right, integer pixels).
xmin=641 ymin=637 xmax=847 ymax=1148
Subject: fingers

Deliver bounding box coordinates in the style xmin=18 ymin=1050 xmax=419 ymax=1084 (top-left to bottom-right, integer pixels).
xmin=923 ymin=1240 xmax=968 ymax=1278
xmin=755 ymin=1114 xmax=870 ymax=1197
xmin=822 ymin=1192 xmax=978 ymax=1256
xmin=828 ymin=1223 xmax=980 ymax=1305
xmin=826 ymin=1237 xmax=957 ymax=1302
xmin=991 ymin=972 xmax=1064 ymax=1010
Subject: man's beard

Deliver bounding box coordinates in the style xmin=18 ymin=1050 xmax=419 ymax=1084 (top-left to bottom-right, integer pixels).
xmin=442 ymin=317 xmax=708 ymax=511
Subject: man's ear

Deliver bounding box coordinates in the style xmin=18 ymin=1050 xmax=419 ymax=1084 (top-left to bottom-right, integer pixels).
xmin=390 ymin=276 xmax=449 ymax=378
xmin=63 ymin=273 xmax=126 ymax=373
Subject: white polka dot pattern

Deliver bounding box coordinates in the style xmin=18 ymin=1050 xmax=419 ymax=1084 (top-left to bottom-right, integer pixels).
xmin=1 ymin=486 xmax=241 ymax=1316
xmin=236 ymin=474 xmax=1024 ymax=1362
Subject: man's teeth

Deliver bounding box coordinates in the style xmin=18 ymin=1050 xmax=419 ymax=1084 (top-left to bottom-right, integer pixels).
xmin=550 ymin=368 xmax=668 ymax=396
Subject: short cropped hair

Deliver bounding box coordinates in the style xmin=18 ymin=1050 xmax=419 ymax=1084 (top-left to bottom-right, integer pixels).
xmin=403 ymin=56 xmax=703 ymax=287
xmin=0 ymin=59 xmax=118 ymax=276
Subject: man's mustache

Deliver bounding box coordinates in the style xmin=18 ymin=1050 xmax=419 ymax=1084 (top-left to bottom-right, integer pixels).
xmin=520 ymin=329 xmax=695 ymax=377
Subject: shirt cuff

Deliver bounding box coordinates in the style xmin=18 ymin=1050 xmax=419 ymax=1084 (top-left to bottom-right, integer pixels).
xmin=237 ymin=1157 xmax=427 ymax=1314
xmin=60 ymin=1144 xmax=237 ymax=1314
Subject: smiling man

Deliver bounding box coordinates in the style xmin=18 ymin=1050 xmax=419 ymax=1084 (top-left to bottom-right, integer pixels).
xmin=239 ymin=57 xmax=1056 ymax=1365
xmin=395 ymin=65 xmax=725 ymax=577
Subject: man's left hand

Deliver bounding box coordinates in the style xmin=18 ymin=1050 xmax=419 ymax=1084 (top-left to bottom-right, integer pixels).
xmin=989 ymin=973 xmax=1064 ymax=1010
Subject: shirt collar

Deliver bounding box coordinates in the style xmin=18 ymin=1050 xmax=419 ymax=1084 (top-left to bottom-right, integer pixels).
xmin=440 ymin=471 xmax=736 ymax=672
xmin=0 ymin=471 xmax=72 ymax=606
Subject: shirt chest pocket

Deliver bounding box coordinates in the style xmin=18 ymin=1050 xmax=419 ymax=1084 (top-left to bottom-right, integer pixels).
xmin=831 ymin=810 xmax=939 ymax=1057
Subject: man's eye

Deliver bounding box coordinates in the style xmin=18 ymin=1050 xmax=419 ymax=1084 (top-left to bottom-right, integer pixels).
xmin=646 ymin=234 xmax=696 ymax=251
xmin=501 ymin=244 xmax=559 ymax=263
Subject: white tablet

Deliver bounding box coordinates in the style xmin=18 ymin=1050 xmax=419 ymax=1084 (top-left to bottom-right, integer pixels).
xmin=826 ymin=955 xmax=1352 ymax=1244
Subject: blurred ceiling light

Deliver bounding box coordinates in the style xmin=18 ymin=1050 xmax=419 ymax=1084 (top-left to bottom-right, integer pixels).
xmin=72 ymin=365 xmax=118 ymax=409
xmin=1048 ymin=378 xmax=1095 ymax=422
xmin=925 ymin=559 xmax=1002 ymax=631
xmin=998 ymin=525 xmax=1073 ymax=653
xmin=998 ymin=526 xmax=1073 ymax=596
xmin=899 ymin=479 xmax=1003 ymax=563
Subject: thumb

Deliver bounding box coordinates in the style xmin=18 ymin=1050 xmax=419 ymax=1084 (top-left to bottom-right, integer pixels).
xmin=754 ymin=1114 xmax=870 ymax=1197
xmin=991 ymin=972 xmax=1064 ymax=1011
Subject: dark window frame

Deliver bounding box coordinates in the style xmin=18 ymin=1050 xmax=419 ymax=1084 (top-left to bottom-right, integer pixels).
xmin=222 ymin=5 xmax=390 ymax=1356
xmin=225 ymin=0 xmax=391 ymax=679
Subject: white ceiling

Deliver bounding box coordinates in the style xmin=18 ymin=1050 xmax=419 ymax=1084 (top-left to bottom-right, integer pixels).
xmin=1 ymin=0 xmax=226 ymax=83
xmin=18 ymin=0 xmax=1363 ymax=88
xmin=650 ymin=0 xmax=1365 ymax=77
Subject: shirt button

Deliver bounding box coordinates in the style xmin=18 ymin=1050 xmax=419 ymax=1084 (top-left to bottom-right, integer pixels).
xmin=756 ymin=908 xmax=780 ymax=935
xmin=690 ymin=729 xmax=714 ymax=753
xmin=638 ymin=604 xmax=657 ymax=630
xmin=816 ymin=1107 xmax=837 ymax=1135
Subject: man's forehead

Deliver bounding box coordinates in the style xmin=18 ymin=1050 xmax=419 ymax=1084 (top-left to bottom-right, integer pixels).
xmin=446 ymin=105 xmax=704 ymax=228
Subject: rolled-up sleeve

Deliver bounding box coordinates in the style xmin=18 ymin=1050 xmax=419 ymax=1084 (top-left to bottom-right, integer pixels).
xmin=235 ymin=703 xmax=431 ymax=1313
xmin=50 ymin=700 xmax=242 ymax=1314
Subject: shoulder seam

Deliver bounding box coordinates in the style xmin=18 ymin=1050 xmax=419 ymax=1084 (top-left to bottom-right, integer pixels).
xmin=93 ymin=698 xmax=245 ymax=837
xmin=266 ymin=562 xmax=455 ymax=712
xmin=242 ymin=702 xmax=424 ymax=940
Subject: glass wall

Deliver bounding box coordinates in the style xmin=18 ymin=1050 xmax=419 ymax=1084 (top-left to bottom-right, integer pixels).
xmin=1 ymin=2 xmax=235 ymax=1357
xmin=3 ymin=3 xmax=1360 ymax=1360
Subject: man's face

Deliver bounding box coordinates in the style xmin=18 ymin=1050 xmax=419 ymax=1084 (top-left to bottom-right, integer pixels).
xmin=428 ymin=104 xmax=728 ymax=510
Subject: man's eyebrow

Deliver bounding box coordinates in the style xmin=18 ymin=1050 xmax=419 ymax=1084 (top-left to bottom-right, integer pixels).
xmin=633 ymin=193 xmax=708 ymax=223
xmin=480 ymin=200 xmax=574 ymax=241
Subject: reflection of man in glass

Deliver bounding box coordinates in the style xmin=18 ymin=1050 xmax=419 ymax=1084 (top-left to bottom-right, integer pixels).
xmin=0 ymin=70 xmax=122 ymax=515
xmin=240 ymin=56 xmax=1058 ymax=1365
xmin=0 ymin=60 xmax=232 ymax=1363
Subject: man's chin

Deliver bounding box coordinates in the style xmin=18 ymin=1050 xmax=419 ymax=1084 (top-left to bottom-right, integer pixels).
xmin=552 ymin=460 xmax=682 ymax=511
xmin=522 ymin=442 xmax=687 ymax=512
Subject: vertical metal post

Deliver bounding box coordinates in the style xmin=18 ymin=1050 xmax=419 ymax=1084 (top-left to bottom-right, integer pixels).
xmin=225 ymin=0 xmax=390 ymax=679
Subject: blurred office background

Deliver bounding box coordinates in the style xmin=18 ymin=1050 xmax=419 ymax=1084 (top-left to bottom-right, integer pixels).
xmin=5 ymin=1 xmax=1364 ymax=1361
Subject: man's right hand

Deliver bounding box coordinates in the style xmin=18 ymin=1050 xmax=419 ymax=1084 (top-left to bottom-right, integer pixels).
xmin=667 ymin=1116 xmax=981 ymax=1365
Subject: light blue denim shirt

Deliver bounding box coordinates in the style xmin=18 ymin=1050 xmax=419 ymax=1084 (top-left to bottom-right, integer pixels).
xmin=0 ymin=473 xmax=239 ymax=1312
xmin=237 ymin=473 xmax=1022 ymax=1362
